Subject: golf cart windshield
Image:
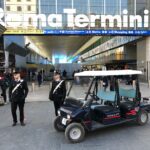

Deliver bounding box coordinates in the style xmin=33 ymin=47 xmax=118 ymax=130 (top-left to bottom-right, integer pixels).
xmin=68 ymin=76 xmax=94 ymax=100
xmin=67 ymin=70 xmax=142 ymax=108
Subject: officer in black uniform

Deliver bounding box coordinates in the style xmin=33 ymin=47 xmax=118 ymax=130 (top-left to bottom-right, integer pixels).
xmin=9 ymin=71 xmax=29 ymax=126
xmin=49 ymin=72 xmax=66 ymax=116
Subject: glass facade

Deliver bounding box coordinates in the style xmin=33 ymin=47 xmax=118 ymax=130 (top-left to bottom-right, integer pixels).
xmin=0 ymin=0 xmax=4 ymax=8
xmin=39 ymin=0 xmax=150 ymax=30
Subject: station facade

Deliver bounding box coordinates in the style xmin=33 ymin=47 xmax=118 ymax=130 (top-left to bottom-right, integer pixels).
xmin=0 ymin=0 xmax=150 ymax=81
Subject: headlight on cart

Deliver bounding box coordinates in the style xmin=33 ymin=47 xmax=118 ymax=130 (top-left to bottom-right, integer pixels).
xmin=58 ymin=110 xmax=61 ymax=116
xmin=67 ymin=114 xmax=71 ymax=119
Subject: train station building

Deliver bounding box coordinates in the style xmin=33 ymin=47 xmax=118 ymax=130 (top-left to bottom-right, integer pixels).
xmin=0 ymin=0 xmax=150 ymax=82
xmin=1 ymin=1 xmax=150 ymax=149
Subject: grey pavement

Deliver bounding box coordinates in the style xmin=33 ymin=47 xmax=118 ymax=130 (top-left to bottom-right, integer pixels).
xmin=0 ymin=83 xmax=150 ymax=150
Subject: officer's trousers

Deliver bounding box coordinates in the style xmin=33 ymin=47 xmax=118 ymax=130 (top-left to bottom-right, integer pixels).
xmin=11 ymin=101 xmax=25 ymax=123
xmin=53 ymin=101 xmax=64 ymax=116
xmin=1 ymin=88 xmax=7 ymax=102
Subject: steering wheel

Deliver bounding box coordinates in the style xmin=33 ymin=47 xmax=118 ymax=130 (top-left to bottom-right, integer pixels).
xmin=84 ymin=92 xmax=100 ymax=101
xmin=89 ymin=93 xmax=100 ymax=101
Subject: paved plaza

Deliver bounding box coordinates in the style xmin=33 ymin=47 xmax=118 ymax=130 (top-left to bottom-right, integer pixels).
xmin=0 ymin=82 xmax=150 ymax=150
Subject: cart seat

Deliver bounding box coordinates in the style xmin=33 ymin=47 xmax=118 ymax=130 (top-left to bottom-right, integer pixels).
xmin=119 ymin=88 xmax=136 ymax=98
xmin=97 ymin=90 xmax=116 ymax=102
xmin=91 ymin=90 xmax=116 ymax=111
xmin=94 ymin=105 xmax=114 ymax=113
xmin=93 ymin=105 xmax=119 ymax=120
xmin=120 ymin=101 xmax=135 ymax=112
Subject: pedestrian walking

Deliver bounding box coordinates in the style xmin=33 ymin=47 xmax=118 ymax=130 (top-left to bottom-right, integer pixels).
xmin=37 ymin=72 xmax=42 ymax=87
xmin=49 ymin=72 xmax=66 ymax=116
xmin=0 ymin=73 xmax=9 ymax=104
xmin=63 ymin=70 xmax=67 ymax=79
xmin=9 ymin=71 xmax=29 ymax=126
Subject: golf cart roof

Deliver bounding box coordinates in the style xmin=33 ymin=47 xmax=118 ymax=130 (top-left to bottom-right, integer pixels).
xmin=75 ymin=70 xmax=142 ymax=77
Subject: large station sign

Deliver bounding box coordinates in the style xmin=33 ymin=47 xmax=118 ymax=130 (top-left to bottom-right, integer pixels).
xmin=0 ymin=8 xmax=150 ymax=35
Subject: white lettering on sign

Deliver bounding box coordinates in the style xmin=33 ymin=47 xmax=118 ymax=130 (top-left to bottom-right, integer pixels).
xmin=64 ymin=9 xmax=76 ymax=27
xmin=47 ymin=14 xmax=62 ymax=27
xmin=0 ymin=8 xmax=149 ymax=28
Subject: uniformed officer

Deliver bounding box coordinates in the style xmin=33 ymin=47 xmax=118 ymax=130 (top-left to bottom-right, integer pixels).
xmin=49 ymin=72 xmax=66 ymax=116
xmin=9 ymin=71 xmax=29 ymax=126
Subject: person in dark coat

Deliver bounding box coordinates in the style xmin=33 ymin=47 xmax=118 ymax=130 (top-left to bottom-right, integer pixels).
xmin=63 ymin=70 xmax=67 ymax=78
xmin=9 ymin=72 xmax=29 ymax=126
xmin=102 ymin=77 xmax=108 ymax=91
xmin=0 ymin=73 xmax=10 ymax=104
xmin=37 ymin=72 xmax=42 ymax=87
xmin=49 ymin=72 xmax=66 ymax=116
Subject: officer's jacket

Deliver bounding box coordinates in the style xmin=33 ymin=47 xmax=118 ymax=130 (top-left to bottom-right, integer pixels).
xmin=9 ymin=79 xmax=29 ymax=102
xmin=49 ymin=80 xmax=66 ymax=102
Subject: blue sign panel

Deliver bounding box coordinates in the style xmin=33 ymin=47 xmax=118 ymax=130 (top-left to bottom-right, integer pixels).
xmin=43 ymin=30 xmax=150 ymax=35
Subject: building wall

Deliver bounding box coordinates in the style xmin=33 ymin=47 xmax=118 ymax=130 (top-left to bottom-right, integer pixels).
xmin=124 ymin=44 xmax=137 ymax=60
xmin=137 ymin=38 xmax=147 ymax=82
xmin=4 ymin=35 xmax=51 ymax=69
xmin=145 ymin=37 xmax=150 ymax=81
xmin=4 ymin=0 xmax=37 ymax=28
xmin=5 ymin=0 xmax=37 ymax=13
xmin=4 ymin=36 xmax=26 ymax=68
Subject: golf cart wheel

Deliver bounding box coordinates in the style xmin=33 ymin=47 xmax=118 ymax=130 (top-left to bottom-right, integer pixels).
xmin=65 ymin=123 xmax=85 ymax=143
xmin=137 ymin=110 xmax=148 ymax=126
xmin=54 ymin=116 xmax=65 ymax=132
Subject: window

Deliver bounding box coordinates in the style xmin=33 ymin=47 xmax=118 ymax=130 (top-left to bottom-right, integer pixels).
xmin=17 ymin=0 xmax=21 ymax=2
xmin=27 ymin=6 xmax=31 ymax=11
xmin=27 ymin=0 xmax=31 ymax=1
xmin=17 ymin=6 xmax=22 ymax=11
xmin=28 ymin=18 xmax=33 ymax=25
xmin=6 ymin=6 xmax=10 ymax=11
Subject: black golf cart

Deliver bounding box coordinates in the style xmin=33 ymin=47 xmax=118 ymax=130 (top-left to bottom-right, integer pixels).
xmin=54 ymin=70 xmax=150 ymax=143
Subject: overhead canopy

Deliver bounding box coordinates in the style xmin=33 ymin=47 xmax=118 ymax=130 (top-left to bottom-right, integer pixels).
xmin=75 ymin=70 xmax=142 ymax=77
xmin=27 ymin=36 xmax=92 ymax=59
xmin=6 ymin=42 xmax=30 ymax=57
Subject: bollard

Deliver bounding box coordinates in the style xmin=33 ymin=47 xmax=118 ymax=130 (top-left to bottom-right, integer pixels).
xmin=32 ymin=82 xmax=35 ymax=92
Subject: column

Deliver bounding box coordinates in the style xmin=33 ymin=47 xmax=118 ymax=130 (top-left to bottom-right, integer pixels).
xmin=137 ymin=37 xmax=150 ymax=82
xmin=4 ymin=51 xmax=9 ymax=69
